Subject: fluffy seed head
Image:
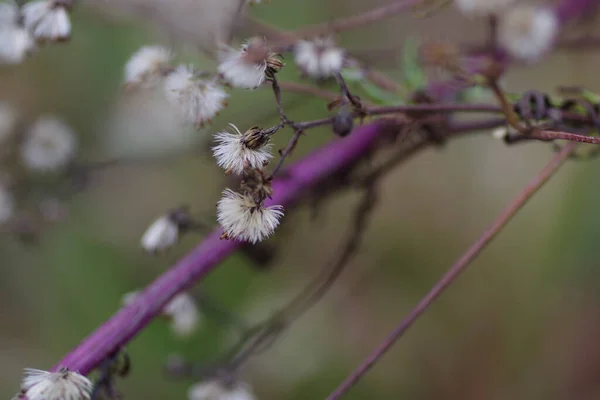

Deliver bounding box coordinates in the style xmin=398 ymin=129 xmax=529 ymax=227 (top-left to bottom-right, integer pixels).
xmin=20 ymin=115 xmax=77 ymax=172
xmin=140 ymin=214 xmax=179 ymax=253
xmin=217 ymin=37 xmax=282 ymax=89
xmin=0 ymin=22 xmax=35 ymax=64
xmin=498 ymin=5 xmax=558 ymax=62
xmin=163 ymin=65 xmax=229 ymax=127
xmin=22 ymin=0 xmax=71 ymax=42
xmin=217 ymin=189 xmax=283 ymax=244
xmin=455 ymin=0 xmax=516 ymax=16
xmin=188 ymin=380 xmax=256 ymax=400
xmin=294 ymin=37 xmax=344 ymax=79
xmin=20 ymin=368 xmax=93 ymax=400
xmin=163 ymin=292 xmax=201 ymax=337
xmin=212 ymin=123 xmax=273 ymax=175
xmin=124 ymin=45 xmax=172 ymax=87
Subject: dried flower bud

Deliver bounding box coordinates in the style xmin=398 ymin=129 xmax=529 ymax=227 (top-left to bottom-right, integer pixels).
xmin=332 ymin=107 xmax=354 ymax=137
xmin=240 ymin=167 xmax=273 ymax=202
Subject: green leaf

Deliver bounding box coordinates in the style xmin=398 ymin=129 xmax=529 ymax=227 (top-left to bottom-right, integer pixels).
xmin=401 ymin=38 xmax=427 ymax=91
xmin=341 ymin=68 xmax=405 ymax=105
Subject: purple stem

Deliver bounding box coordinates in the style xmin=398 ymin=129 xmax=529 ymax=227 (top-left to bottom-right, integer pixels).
xmin=53 ymin=119 xmax=396 ymax=374
xmin=554 ymin=0 xmax=596 ymax=25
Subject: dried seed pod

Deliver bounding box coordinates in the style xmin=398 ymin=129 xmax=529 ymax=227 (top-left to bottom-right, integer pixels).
xmin=332 ymin=107 xmax=354 ymax=137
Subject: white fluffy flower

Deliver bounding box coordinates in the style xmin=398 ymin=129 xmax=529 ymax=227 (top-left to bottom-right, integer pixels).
xmin=0 ymin=102 xmax=18 ymax=143
xmin=0 ymin=184 xmax=15 ymax=224
xmin=123 ymin=290 xmax=200 ymax=337
xmin=294 ymin=37 xmax=344 ymax=79
xmin=124 ymin=45 xmax=172 ymax=87
xmin=188 ymin=380 xmax=256 ymax=400
xmin=454 ymin=0 xmax=516 ymax=16
xmin=217 ymin=37 xmax=282 ymax=89
xmin=163 ymin=65 xmax=229 ymax=127
xmin=0 ymin=24 xmax=35 ymax=64
xmin=140 ymin=214 xmax=179 ymax=253
xmin=217 ymin=189 xmax=283 ymax=244
xmin=0 ymin=1 xmax=19 ymax=23
xmin=20 ymin=115 xmax=77 ymax=172
xmin=22 ymin=0 xmax=71 ymax=42
xmin=163 ymin=292 xmax=201 ymax=337
xmin=212 ymin=123 xmax=273 ymax=174
xmin=20 ymin=368 xmax=93 ymax=400
xmin=498 ymin=5 xmax=558 ymax=62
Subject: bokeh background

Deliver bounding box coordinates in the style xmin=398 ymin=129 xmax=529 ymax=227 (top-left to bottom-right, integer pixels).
xmin=2 ymin=0 xmax=600 ymax=399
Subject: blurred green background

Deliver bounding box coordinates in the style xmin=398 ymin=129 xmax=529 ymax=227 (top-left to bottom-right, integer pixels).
xmin=2 ymin=0 xmax=600 ymax=399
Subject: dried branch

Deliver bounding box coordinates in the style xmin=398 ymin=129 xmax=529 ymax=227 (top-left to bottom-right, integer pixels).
xmin=325 ymin=142 xmax=577 ymax=400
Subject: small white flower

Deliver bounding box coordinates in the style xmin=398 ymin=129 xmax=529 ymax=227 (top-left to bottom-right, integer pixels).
xmin=294 ymin=37 xmax=344 ymax=79
xmin=217 ymin=37 xmax=282 ymax=89
xmin=163 ymin=292 xmax=201 ymax=337
xmin=140 ymin=214 xmax=179 ymax=253
xmin=0 ymin=184 xmax=15 ymax=224
xmin=22 ymin=0 xmax=71 ymax=42
xmin=20 ymin=115 xmax=77 ymax=172
xmin=217 ymin=189 xmax=283 ymax=244
xmin=124 ymin=45 xmax=172 ymax=87
xmin=0 ymin=24 xmax=35 ymax=64
xmin=122 ymin=290 xmax=200 ymax=337
xmin=498 ymin=5 xmax=558 ymax=62
xmin=455 ymin=0 xmax=516 ymax=16
xmin=163 ymin=65 xmax=229 ymax=127
xmin=212 ymin=123 xmax=273 ymax=174
xmin=20 ymin=368 xmax=93 ymax=400
xmin=0 ymin=102 xmax=18 ymax=143
xmin=188 ymin=380 xmax=256 ymax=400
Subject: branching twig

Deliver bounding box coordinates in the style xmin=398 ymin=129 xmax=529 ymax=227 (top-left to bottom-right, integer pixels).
xmin=325 ymin=142 xmax=577 ymax=400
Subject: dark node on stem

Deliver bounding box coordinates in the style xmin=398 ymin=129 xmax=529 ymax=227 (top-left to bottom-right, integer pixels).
xmin=332 ymin=106 xmax=354 ymax=137
xmin=240 ymin=242 xmax=277 ymax=270
xmin=168 ymin=206 xmax=200 ymax=233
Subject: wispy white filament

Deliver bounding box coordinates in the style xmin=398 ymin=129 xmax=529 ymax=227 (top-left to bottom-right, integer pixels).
xmin=212 ymin=123 xmax=272 ymax=174
xmin=164 ymin=65 xmax=229 ymax=126
xmin=21 ymin=368 xmax=93 ymax=400
xmin=217 ymin=189 xmax=283 ymax=243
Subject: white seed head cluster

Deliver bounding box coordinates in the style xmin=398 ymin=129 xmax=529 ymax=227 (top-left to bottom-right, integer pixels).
xmin=22 ymin=0 xmax=71 ymax=42
xmin=0 ymin=0 xmax=35 ymax=65
xmin=212 ymin=123 xmax=273 ymax=174
xmin=498 ymin=5 xmax=558 ymax=63
xmin=20 ymin=115 xmax=77 ymax=172
xmin=188 ymin=380 xmax=256 ymax=400
xmin=217 ymin=38 xmax=275 ymax=89
xmin=20 ymin=368 xmax=93 ymax=400
xmin=124 ymin=45 xmax=172 ymax=87
xmin=454 ymin=0 xmax=516 ymax=16
xmin=140 ymin=214 xmax=179 ymax=253
xmin=164 ymin=65 xmax=229 ymax=127
xmin=294 ymin=37 xmax=345 ymax=79
xmin=217 ymin=189 xmax=283 ymax=244
xmin=162 ymin=292 xmax=201 ymax=337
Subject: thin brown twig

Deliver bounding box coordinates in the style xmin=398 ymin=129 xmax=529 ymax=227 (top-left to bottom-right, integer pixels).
xmin=277 ymin=81 xmax=339 ymax=101
xmin=326 ymin=141 xmax=577 ymax=400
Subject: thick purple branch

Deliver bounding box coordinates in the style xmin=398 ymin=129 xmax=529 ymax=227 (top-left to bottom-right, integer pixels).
xmin=53 ymin=119 xmax=398 ymax=374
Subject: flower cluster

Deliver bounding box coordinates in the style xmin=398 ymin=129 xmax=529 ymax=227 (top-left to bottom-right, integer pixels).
xmin=454 ymin=0 xmax=558 ymax=62
xmin=0 ymin=0 xmax=73 ymax=64
xmin=294 ymin=36 xmax=345 ymax=79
